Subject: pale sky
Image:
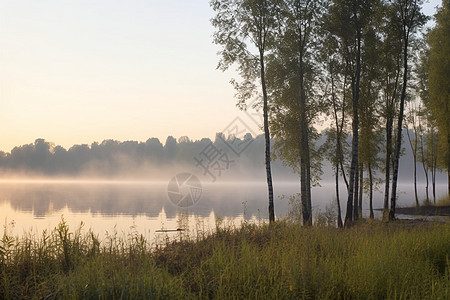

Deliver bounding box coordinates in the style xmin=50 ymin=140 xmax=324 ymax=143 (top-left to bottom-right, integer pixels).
xmin=0 ymin=0 xmax=441 ymax=152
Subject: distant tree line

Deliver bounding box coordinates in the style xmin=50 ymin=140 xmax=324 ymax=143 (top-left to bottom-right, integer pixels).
xmin=0 ymin=129 xmax=441 ymax=178
xmin=0 ymin=135 xmax=270 ymax=177
xmin=211 ymin=0 xmax=448 ymax=226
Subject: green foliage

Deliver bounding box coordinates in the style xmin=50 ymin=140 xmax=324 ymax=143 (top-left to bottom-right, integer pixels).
xmin=427 ymin=0 xmax=450 ymax=173
xmin=210 ymin=0 xmax=278 ymax=107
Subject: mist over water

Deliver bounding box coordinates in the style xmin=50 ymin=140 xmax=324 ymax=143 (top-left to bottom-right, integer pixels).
xmin=1 ymin=178 xmax=447 ymax=241
xmin=0 ymin=131 xmax=448 ymax=239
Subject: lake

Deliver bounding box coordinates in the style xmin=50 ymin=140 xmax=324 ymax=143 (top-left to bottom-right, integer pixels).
xmin=0 ymin=179 xmax=447 ymax=243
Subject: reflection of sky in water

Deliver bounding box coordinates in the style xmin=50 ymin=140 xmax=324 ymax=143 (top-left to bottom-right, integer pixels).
xmin=0 ymin=181 xmax=447 ymax=239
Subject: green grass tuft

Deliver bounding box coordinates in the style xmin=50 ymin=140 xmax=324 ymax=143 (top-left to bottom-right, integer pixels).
xmin=436 ymin=195 xmax=450 ymax=206
xmin=1 ymin=219 xmax=449 ymax=299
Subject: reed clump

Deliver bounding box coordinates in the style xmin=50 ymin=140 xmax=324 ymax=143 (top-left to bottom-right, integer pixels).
xmin=1 ymin=218 xmax=448 ymax=299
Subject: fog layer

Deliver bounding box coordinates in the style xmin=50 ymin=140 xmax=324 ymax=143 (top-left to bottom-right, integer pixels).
xmin=0 ymin=131 xmax=446 ymax=183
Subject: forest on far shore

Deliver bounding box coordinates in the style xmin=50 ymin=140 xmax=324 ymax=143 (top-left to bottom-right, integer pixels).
xmin=0 ymin=130 xmax=446 ymax=186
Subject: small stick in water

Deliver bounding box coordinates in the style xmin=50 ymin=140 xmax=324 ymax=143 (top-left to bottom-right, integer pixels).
xmin=155 ymin=228 xmax=185 ymax=232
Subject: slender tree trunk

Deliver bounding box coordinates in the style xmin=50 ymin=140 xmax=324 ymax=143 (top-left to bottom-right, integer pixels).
xmin=331 ymin=65 xmax=349 ymax=192
xmin=369 ymin=162 xmax=374 ymax=219
xmin=448 ymin=129 xmax=450 ymax=195
xmin=432 ymin=164 xmax=436 ymax=204
xmin=299 ymin=60 xmax=312 ymax=226
xmin=345 ymin=112 xmax=358 ymax=226
xmin=390 ymin=33 xmax=410 ymax=221
xmin=331 ymin=68 xmax=343 ymax=228
xmin=390 ymin=119 xmax=402 ymax=219
xmin=260 ymin=51 xmax=274 ymax=223
xmin=340 ymin=157 xmax=349 ymax=191
xmin=420 ymin=127 xmax=430 ymax=204
xmin=414 ymin=156 xmax=419 ymax=206
xmin=358 ymin=163 xmax=363 ymax=219
xmin=306 ymin=146 xmax=312 ymax=225
xmin=334 ymin=102 xmax=349 ymax=191
xmin=424 ymin=168 xmax=430 ymax=204
xmin=431 ymin=132 xmax=437 ymax=203
xmin=335 ymin=164 xmax=343 ymax=228
xmin=344 ymin=28 xmax=361 ymax=227
xmin=406 ymin=128 xmax=419 ymax=207
xmin=353 ymin=162 xmax=359 ymax=221
xmin=384 ymin=55 xmax=400 ymax=221
xmin=301 ymin=157 xmax=308 ymax=224
xmin=384 ymin=116 xmax=393 ymax=220
xmin=422 ymin=156 xmax=430 ymax=204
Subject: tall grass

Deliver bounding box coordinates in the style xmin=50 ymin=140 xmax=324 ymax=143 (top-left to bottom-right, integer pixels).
xmin=1 ymin=218 xmax=449 ymax=299
xmin=436 ymin=195 xmax=450 ymax=206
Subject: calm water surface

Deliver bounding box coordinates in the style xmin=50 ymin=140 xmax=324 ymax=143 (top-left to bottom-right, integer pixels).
xmin=0 ymin=180 xmax=447 ymax=242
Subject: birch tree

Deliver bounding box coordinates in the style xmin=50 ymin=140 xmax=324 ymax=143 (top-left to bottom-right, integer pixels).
xmin=268 ymin=0 xmax=323 ymax=226
xmin=324 ymin=0 xmax=375 ymax=226
xmin=389 ymin=0 xmax=427 ymax=220
xmin=211 ymin=0 xmax=278 ymax=222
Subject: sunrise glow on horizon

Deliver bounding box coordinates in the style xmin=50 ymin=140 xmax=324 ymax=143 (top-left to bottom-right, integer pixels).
xmin=0 ymin=0 xmax=441 ymax=152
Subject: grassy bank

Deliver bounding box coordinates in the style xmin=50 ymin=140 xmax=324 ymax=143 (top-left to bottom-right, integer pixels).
xmin=1 ymin=219 xmax=449 ymax=299
xmin=395 ymin=195 xmax=450 ymax=216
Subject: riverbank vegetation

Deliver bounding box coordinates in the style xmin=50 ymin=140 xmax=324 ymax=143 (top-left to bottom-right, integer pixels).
xmin=1 ymin=219 xmax=448 ymax=299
